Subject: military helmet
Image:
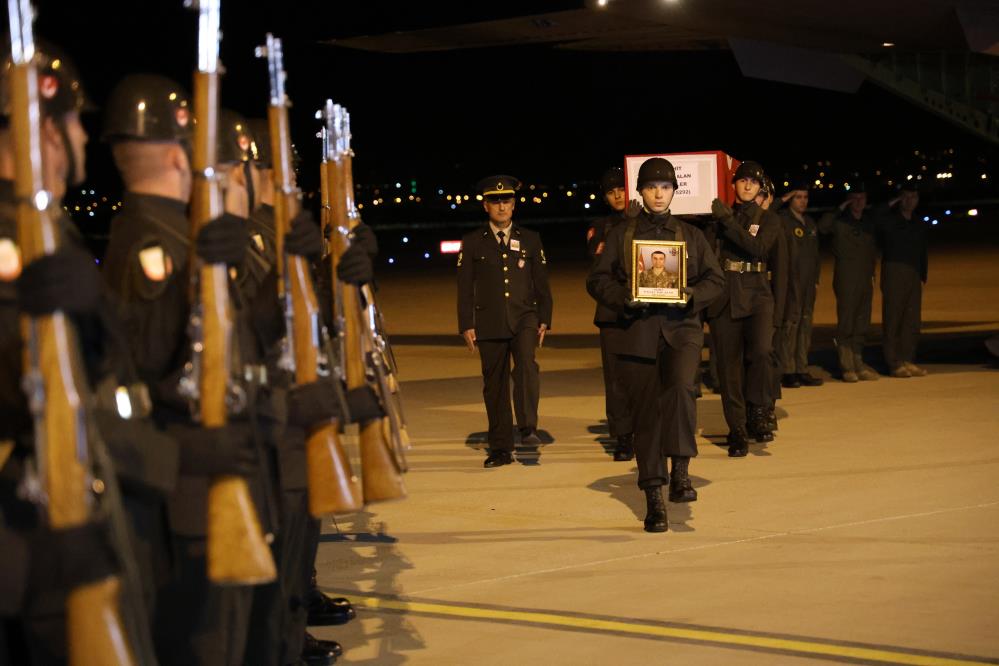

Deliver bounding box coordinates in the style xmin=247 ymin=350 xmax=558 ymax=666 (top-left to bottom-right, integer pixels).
xmin=246 ymin=118 xmax=271 ymax=167
xmin=636 ymin=157 xmax=678 ymax=190
xmin=759 ymin=175 xmax=775 ymax=198
xmin=101 ymin=74 xmax=191 ymax=143
xmin=1 ymin=41 xmax=93 ymax=120
xmin=600 ymin=166 xmax=625 ymax=193
xmin=217 ymin=109 xmax=253 ymax=164
xmin=732 ymin=160 xmax=765 ymax=184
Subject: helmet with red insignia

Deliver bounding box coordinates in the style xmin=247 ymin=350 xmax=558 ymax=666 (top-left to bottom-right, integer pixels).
xmin=100 ymin=74 xmax=191 ymax=143
xmin=1 ymin=40 xmax=93 ymax=122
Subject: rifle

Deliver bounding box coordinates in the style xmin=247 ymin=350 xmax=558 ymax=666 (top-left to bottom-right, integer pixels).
xmin=7 ymin=0 xmax=136 ymax=662
xmin=322 ymin=102 xmax=407 ymax=503
xmin=184 ymin=0 xmax=275 ymax=584
xmin=256 ymin=35 xmax=361 ymax=516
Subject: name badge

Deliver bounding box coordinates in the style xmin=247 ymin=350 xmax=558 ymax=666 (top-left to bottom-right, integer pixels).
xmin=510 ymin=238 xmax=521 ymax=251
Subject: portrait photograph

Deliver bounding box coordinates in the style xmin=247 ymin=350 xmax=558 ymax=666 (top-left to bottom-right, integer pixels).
xmin=630 ymin=240 xmax=687 ymax=304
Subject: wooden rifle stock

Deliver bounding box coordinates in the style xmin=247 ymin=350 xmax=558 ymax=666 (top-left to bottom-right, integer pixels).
xmin=326 ymin=109 xmax=406 ymax=503
xmin=262 ymin=38 xmax=360 ymax=516
xmin=188 ymin=3 xmax=275 ymax=584
xmin=7 ymin=11 xmax=135 ymax=662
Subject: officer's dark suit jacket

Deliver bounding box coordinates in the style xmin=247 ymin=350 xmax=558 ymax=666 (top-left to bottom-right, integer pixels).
xmin=586 ymin=210 xmax=724 ymax=360
xmin=457 ymin=223 xmax=553 ymax=340
xmin=102 ymin=192 xmax=280 ymax=537
xmin=874 ymin=205 xmax=928 ymax=283
xmin=707 ymin=201 xmax=781 ymax=320
xmin=817 ymin=207 xmax=878 ymax=287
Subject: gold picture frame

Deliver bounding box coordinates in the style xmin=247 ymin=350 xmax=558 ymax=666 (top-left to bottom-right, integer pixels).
xmin=630 ymin=239 xmax=687 ymax=304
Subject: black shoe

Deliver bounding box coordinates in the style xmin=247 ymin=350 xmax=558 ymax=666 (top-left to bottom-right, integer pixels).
xmin=643 ymin=486 xmax=668 ymax=532
xmin=747 ymin=406 xmax=774 ymax=443
xmin=302 ymin=631 xmax=339 ymax=665
xmin=519 ymin=428 xmax=542 ymax=446
xmin=483 ymin=450 xmax=513 ymax=468
xmin=668 ymin=457 xmax=697 ymax=503
xmin=765 ymin=406 xmax=778 ymax=433
xmin=781 ymin=373 xmax=801 ymax=388
xmin=797 ymin=372 xmax=824 ymax=387
xmin=306 ymin=589 xmax=356 ymax=627
xmin=727 ymin=428 xmax=749 ymax=457
xmin=613 ymin=433 xmax=634 ymax=461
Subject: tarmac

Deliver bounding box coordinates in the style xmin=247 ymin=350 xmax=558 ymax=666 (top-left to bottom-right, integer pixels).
xmin=312 ymin=244 xmax=999 ymax=665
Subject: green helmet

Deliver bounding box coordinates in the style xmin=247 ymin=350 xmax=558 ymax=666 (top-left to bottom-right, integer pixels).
xmin=1 ymin=41 xmax=93 ymax=121
xmin=217 ymin=109 xmax=253 ymax=164
xmin=245 ymin=118 xmax=271 ymax=167
xmin=101 ymin=74 xmax=191 ymax=143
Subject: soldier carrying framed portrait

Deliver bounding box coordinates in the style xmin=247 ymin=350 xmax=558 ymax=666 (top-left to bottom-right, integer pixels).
xmin=631 ymin=239 xmax=687 ymax=304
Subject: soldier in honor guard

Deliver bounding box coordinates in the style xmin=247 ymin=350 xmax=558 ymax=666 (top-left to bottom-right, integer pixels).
xmin=587 ymin=167 xmax=634 ymax=460
xmin=587 ymin=158 xmax=724 ymax=532
xmin=817 ymin=183 xmax=880 ymax=382
xmin=708 ymin=161 xmax=782 ymax=456
xmin=457 ymin=175 xmax=553 ymax=467
xmin=774 ymin=182 xmax=824 ymax=388
xmin=875 ymin=182 xmax=929 ymax=378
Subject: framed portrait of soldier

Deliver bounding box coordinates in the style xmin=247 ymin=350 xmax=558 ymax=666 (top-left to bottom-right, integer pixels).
xmin=631 ymin=240 xmax=687 ymax=304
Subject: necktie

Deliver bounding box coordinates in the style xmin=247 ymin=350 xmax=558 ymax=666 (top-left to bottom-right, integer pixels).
xmin=497 ymin=230 xmax=505 ymax=246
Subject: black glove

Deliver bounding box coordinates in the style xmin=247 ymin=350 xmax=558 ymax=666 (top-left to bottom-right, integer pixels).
xmin=346 ymin=385 xmax=386 ymax=423
xmin=337 ymin=243 xmax=374 ymax=285
xmin=350 ymin=223 xmax=379 ymax=258
xmin=177 ymin=422 xmax=258 ymax=477
xmin=35 ymin=521 xmax=118 ymax=593
xmin=287 ymin=378 xmax=341 ymax=428
xmin=284 ymin=210 xmax=322 ymax=258
xmin=196 ymin=212 xmax=247 ymax=265
xmin=16 ymin=249 xmax=101 ymax=316
xmin=710 ymin=198 xmax=733 ymax=220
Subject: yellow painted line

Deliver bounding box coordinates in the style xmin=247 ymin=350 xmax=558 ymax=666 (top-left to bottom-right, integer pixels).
xmin=352 ymin=595 xmax=995 ymax=666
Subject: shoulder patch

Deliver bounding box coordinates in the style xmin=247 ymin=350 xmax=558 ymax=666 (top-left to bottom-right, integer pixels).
xmin=138 ymin=245 xmax=172 ymax=282
xmin=0 ymin=238 xmax=22 ymax=282
xmin=794 ymin=227 xmax=805 ymax=238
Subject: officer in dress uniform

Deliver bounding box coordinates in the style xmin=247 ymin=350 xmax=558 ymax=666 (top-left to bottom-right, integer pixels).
xmin=587 ymin=167 xmax=634 ymax=461
xmin=457 ymin=175 xmax=553 ymax=467
xmin=708 ymin=161 xmax=782 ymax=456
xmin=875 ymin=183 xmax=929 ymax=378
xmin=817 ymin=183 xmax=880 ymax=382
xmin=587 ymin=158 xmax=724 ymax=532
xmin=774 ymin=182 xmax=823 ymax=388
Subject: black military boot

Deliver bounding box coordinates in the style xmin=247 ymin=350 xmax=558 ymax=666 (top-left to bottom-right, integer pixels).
xmin=781 ymin=373 xmax=801 ymax=388
xmin=727 ymin=427 xmax=749 ymax=457
xmin=307 ymin=571 xmax=356 ymax=626
xmin=302 ymin=631 xmax=340 ymax=665
xmin=747 ymin=405 xmax=774 ymax=443
xmin=643 ymin=486 xmax=668 ymax=532
xmin=668 ymin=457 xmax=697 ymax=503
xmin=613 ymin=433 xmax=634 ymax=461
xmin=765 ymin=404 xmax=778 ymax=432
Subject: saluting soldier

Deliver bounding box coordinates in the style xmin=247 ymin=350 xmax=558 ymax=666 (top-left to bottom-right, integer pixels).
xmin=817 ymin=183 xmax=880 ymax=382
xmin=708 ymin=161 xmax=782 ymax=456
xmin=774 ymin=182 xmax=823 ymax=388
xmin=587 ymin=157 xmax=724 ymax=532
xmin=457 ymin=175 xmax=553 ymax=467
xmin=587 ymin=167 xmax=634 ymax=461
xmin=875 ymin=183 xmax=929 ymax=378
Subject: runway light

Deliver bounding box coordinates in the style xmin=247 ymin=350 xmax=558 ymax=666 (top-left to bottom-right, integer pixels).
xmin=440 ymin=240 xmax=462 ymax=254
xmin=388 ymin=257 xmax=395 ymax=264
xmin=395 ymin=182 xmax=401 ymax=188
xmin=584 ymin=203 xmax=590 ymax=209
xmin=589 ymin=193 xmax=596 ymax=200
xmin=438 ymin=188 xmax=444 ymax=195
xmin=814 ymin=179 xmax=821 ymax=186
xmin=402 ymin=236 xmax=409 ymax=243
xmin=945 ymin=209 xmax=952 ymax=215
xmin=906 ymin=174 xmax=913 ymax=180
xmin=923 ymin=216 xmax=930 ymax=222
xmin=882 ymin=42 xmax=895 ymax=47
xmin=423 ymin=252 xmax=430 ymax=259
xmin=968 ymin=209 xmax=978 ymax=216
xmin=982 ymin=174 xmax=988 ymax=180
xmin=932 ymin=220 xmax=939 ymax=226
xmin=450 ymin=203 xmax=457 ymax=210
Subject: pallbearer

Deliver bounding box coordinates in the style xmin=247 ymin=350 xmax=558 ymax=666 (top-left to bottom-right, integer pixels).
xmin=457 ymin=175 xmax=553 ymax=467
xmin=588 ymin=167 xmax=634 ymax=461
xmin=587 ymin=158 xmax=724 ymax=532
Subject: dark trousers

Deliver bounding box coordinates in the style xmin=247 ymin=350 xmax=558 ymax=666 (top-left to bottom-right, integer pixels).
xmin=882 ymin=267 xmax=922 ymax=368
xmin=711 ymin=304 xmax=775 ymax=431
xmin=599 ymin=327 xmax=632 ymax=437
xmin=782 ymin=280 xmax=816 ymax=374
xmin=771 ymin=326 xmax=784 ymax=398
xmin=478 ymin=327 xmax=540 ymax=451
xmin=618 ymin=334 xmax=701 ymax=489
xmin=153 ymin=535 xmax=253 ymax=666
xmin=245 ymin=489 xmax=313 ymax=666
xmin=834 ymin=267 xmax=874 ymax=354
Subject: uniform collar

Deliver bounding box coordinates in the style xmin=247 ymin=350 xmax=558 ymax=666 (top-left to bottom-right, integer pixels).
xmin=486 ymin=221 xmax=516 ymax=245
xmin=639 ymin=208 xmax=678 ymax=232
xmin=122 ymin=190 xmax=188 ymax=217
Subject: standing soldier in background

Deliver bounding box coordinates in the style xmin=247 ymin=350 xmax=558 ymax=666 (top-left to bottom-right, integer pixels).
xmin=876 ymin=183 xmax=929 ymax=378
xmin=775 ymin=182 xmax=823 ymax=388
xmin=587 ymin=157 xmax=724 ymax=532
xmin=457 ymin=175 xmax=553 ymax=467
xmin=708 ymin=162 xmax=781 ymax=456
xmin=587 ymin=167 xmax=634 ymax=461
xmin=818 ymin=184 xmax=879 ymax=382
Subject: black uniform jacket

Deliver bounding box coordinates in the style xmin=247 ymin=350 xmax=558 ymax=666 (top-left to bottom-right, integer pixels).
xmin=708 ymin=201 xmax=781 ymax=320
xmin=817 ymin=207 xmax=878 ymax=283
xmin=875 ymin=205 xmax=929 ymax=283
xmin=588 ymin=211 xmax=629 ymax=327
xmin=586 ymin=210 xmax=724 ymax=360
xmin=457 ymin=223 xmax=553 ymax=340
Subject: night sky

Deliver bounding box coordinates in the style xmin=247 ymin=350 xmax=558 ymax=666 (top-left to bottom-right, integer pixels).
xmin=35 ymin=0 xmax=998 ymax=206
